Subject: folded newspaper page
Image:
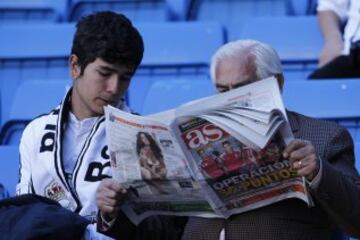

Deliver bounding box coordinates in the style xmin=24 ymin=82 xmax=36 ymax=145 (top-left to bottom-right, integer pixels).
xmin=104 ymin=77 xmax=311 ymax=224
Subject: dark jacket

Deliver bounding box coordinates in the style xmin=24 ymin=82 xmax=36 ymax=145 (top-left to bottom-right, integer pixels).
xmin=0 ymin=194 xmax=90 ymax=240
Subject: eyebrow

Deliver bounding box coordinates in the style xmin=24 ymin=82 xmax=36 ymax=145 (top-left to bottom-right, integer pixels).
xmin=98 ymin=65 xmax=134 ymax=77
xmin=215 ymin=79 xmax=254 ymax=90
xmin=98 ymin=65 xmax=117 ymax=72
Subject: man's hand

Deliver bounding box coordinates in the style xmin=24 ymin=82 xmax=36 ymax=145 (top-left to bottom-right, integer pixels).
xmin=283 ymin=139 xmax=320 ymax=181
xmin=96 ymin=178 xmax=127 ymax=221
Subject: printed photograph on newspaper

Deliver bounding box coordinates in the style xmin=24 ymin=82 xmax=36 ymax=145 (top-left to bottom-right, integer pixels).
xmin=176 ymin=117 xmax=310 ymax=217
xmin=104 ymin=108 xmax=215 ymax=224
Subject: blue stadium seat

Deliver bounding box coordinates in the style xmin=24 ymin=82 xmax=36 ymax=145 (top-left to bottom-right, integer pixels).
xmin=0 ymin=145 xmax=19 ymax=196
xmin=136 ymin=21 xmax=224 ymax=65
xmin=127 ymin=21 xmax=225 ymax=114
xmin=0 ymin=23 xmax=75 ymax=126
xmin=0 ymin=0 xmax=67 ymax=22
xmin=355 ymin=142 xmax=360 ymax=172
xmin=0 ymin=80 xmax=71 ymax=145
xmin=286 ymin=0 xmax=317 ymax=15
xmin=237 ymin=16 xmax=323 ymax=80
xmin=166 ymin=0 xmax=193 ymax=20
xmin=283 ymin=79 xmax=360 ymax=142
xmin=141 ymin=74 xmax=214 ymax=115
xmin=68 ymin=0 xmax=168 ymax=22
xmin=191 ymin=0 xmax=287 ymax=41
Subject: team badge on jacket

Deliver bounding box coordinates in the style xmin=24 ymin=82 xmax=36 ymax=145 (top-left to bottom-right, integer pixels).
xmin=45 ymin=181 xmax=75 ymax=211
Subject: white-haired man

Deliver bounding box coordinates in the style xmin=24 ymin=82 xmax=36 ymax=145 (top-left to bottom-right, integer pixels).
xmin=182 ymin=39 xmax=360 ymax=239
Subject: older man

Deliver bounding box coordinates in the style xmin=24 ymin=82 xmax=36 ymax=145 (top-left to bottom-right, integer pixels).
xmin=182 ymin=40 xmax=360 ymax=239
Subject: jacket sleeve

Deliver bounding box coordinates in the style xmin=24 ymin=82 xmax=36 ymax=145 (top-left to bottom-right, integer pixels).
xmin=97 ymin=210 xmax=187 ymax=240
xmin=311 ymin=126 xmax=360 ymax=237
xmin=16 ymin=123 xmax=35 ymax=195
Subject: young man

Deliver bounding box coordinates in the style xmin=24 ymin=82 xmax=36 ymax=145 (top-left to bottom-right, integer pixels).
xmin=17 ymin=11 xmax=147 ymax=238
xmin=182 ymin=39 xmax=360 ymax=239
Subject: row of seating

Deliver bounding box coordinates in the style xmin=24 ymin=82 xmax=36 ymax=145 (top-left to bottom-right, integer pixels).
xmin=0 ymin=0 xmax=316 ymax=23
xmin=0 ymin=78 xmax=359 ymax=196
xmin=1 ymin=77 xmax=359 ymax=143
xmin=0 ymin=16 xmax=323 ymax=126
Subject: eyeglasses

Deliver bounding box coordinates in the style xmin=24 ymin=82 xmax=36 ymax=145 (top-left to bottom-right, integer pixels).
xmin=215 ymin=79 xmax=255 ymax=93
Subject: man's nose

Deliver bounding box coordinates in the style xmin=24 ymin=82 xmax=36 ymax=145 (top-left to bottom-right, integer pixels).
xmin=106 ymin=75 xmax=119 ymax=94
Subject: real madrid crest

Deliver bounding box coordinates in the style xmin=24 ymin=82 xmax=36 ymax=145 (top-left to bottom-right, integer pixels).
xmin=44 ymin=181 xmax=75 ymax=211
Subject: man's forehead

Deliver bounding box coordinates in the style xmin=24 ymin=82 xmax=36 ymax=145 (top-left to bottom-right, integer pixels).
xmin=98 ymin=58 xmax=135 ymax=74
xmin=215 ymin=56 xmax=256 ymax=84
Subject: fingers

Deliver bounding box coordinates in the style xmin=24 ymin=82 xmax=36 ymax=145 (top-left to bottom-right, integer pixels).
xmin=283 ymin=139 xmax=320 ymax=181
xmin=96 ymin=178 xmax=128 ymax=218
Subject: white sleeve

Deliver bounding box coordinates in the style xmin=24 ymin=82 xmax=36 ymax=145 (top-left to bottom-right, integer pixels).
xmin=16 ymin=124 xmax=35 ymax=195
xmin=317 ymin=0 xmax=349 ymax=21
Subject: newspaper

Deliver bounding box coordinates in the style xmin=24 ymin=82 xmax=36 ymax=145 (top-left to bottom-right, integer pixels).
xmin=104 ymin=77 xmax=311 ymax=225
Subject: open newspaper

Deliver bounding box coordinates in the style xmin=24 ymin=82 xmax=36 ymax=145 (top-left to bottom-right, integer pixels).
xmin=104 ymin=77 xmax=312 ymax=225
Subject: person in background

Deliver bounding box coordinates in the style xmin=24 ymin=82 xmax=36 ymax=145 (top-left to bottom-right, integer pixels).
xmin=309 ymin=0 xmax=360 ymax=79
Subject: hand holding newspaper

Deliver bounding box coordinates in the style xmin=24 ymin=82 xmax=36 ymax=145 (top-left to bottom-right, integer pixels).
xmin=104 ymin=77 xmax=312 ymax=225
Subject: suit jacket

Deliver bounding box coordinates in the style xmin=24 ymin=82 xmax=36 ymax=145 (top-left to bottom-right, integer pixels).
xmin=182 ymin=111 xmax=360 ymax=240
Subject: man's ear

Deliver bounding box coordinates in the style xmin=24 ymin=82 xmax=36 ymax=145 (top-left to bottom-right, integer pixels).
xmin=69 ymin=54 xmax=81 ymax=80
xmin=274 ymin=73 xmax=284 ymax=92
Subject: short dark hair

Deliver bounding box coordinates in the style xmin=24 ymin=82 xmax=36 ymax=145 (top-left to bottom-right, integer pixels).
xmin=71 ymin=11 xmax=144 ymax=75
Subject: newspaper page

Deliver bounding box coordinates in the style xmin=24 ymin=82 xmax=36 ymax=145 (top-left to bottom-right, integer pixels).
xmin=104 ymin=106 xmax=215 ymax=225
xmin=105 ymin=77 xmax=310 ymax=223
xmin=174 ymin=118 xmax=309 ymax=217
xmin=169 ymin=77 xmax=311 ymax=217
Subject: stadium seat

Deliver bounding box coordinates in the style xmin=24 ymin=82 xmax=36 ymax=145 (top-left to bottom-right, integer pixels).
xmin=127 ymin=21 xmax=225 ymax=114
xmin=237 ymin=16 xmax=323 ymax=80
xmin=140 ymin=74 xmax=214 ymax=115
xmin=0 ymin=80 xmax=71 ymax=145
xmin=190 ymin=0 xmax=287 ymax=41
xmin=166 ymin=0 xmax=193 ymax=20
xmin=286 ymin=0 xmax=317 ymax=15
xmin=0 ymin=0 xmax=67 ymax=22
xmin=283 ymin=79 xmax=360 ymax=142
xmin=68 ymin=0 xmax=168 ymax=22
xmin=355 ymin=142 xmax=360 ymax=172
xmin=0 ymin=23 xmax=75 ymax=126
xmin=0 ymin=145 xmax=19 ymax=196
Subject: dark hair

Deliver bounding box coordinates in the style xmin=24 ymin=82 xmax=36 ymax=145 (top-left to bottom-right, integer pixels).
xmin=71 ymin=11 xmax=144 ymax=75
xmin=136 ymin=131 xmax=163 ymax=160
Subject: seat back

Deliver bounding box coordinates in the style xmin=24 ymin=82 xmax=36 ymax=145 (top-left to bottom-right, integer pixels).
xmin=0 ymin=145 xmax=19 ymax=196
xmin=238 ymin=16 xmax=323 ymax=79
xmin=68 ymin=0 xmax=167 ymax=22
xmin=355 ymin=142 xmax=360 ymax=172
xmin=0 ymin=23 xmax=74 ymax=126
xmin=128 ymin=21 xmax=225 ymax=114
xmin=0 ymin=0 xmax=67 ymax=22
xmin=283 ymin=79 xmax=360 ymax=142
xmin=0 ymin=80 xmax=70 ymax=145
xmin=192 ymin=0 xmax=287 ymax=40
xmin=141 ymin=74 xmax=214 ymax=115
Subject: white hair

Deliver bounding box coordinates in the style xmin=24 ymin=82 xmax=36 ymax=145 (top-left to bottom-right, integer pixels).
xmin=210 ymin=39 xmax=283 ymax=82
